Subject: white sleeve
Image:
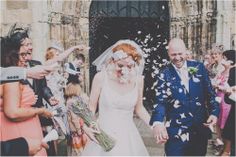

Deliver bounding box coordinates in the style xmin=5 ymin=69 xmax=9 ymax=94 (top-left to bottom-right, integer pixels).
xmin=0 ymin=67 xmax=26 ymax=82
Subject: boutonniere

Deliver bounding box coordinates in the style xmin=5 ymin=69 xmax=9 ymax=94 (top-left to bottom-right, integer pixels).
xmin=188 ymin=66 xmax=200 ymax=83
xmin=188 ymin=66 xmax=198 ymax=75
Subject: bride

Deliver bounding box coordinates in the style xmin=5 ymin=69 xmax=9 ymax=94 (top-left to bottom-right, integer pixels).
xmin=82 ymin=39 xmax=151 ymax=156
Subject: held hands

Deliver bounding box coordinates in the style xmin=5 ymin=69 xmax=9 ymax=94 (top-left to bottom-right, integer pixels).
xmin=153 ymin=123 xmax=169 ymax=144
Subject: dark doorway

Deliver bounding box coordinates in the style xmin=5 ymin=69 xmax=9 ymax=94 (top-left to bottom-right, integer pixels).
xmin=89 ymin=1 xmax=170 ymax=109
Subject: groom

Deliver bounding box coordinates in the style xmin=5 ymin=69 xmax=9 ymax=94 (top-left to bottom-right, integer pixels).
xmin=150 ymin=38 xmax=219 ymax=156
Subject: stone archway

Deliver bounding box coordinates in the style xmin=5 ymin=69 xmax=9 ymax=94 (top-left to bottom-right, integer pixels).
xmin=89 ymin=1 xmax=170 ymax=109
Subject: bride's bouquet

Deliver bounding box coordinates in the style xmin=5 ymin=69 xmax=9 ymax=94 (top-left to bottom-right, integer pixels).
xmin=68 ymin=96 xmax=116 ymax=152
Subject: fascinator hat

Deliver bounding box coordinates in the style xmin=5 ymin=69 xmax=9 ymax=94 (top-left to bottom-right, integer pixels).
xmin=49 ymin=40 xmax=64 ymax=52
xmin=92 ymin=39 xmax=145 ymax=75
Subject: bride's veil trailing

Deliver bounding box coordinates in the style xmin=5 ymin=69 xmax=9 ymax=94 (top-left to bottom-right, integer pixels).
xmin=92 ymin=39 xmax=145 ymax=75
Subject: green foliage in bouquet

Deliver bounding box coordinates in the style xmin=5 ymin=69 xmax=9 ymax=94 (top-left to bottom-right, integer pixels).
xmin=69 ymin=96 xmax=116 ymax=152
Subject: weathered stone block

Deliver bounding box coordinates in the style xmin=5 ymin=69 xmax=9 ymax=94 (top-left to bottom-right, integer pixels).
xmin=6 ymin=1 xmax=28 ymax=10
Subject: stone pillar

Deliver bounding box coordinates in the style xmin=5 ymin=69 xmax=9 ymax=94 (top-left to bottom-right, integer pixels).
xmin=30 ymin=1 xmax=49 ymax=63
xmin=216 ymin=0 xmax=224 ymax=46
xmin=222 ymin=1 xmax=233 ymax=49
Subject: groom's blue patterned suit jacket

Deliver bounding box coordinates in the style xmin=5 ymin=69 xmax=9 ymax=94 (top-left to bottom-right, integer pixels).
xmin=150 ymin=60 xmax=220 ymax=139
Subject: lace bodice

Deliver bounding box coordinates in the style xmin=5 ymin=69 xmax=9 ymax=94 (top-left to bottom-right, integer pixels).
xmin=98 ymin=72 xmax=138 ymax=128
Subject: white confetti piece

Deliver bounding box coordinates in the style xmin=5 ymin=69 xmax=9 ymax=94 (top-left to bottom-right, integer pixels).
xmin=156 ymin=92 xmax=161 ymax=96
xmin=180 ymin=113 xmax=186 ymax=119
xmin=160 ymin=73 xmax=164 ymax=79
xmin=178 ymin=129 xmax=182 ymax=135
xmin=180 ymin=132 xmax=189 ymax=142
xmin=215 ymin=97 xmax=222 ymax=103
xmin=192 ymin=76 xmax=200 ymax=83
xmin=165 ymin=120 xmax=171 ymax=128
xmin=196 ymin=102 xmax=201 ymax=106
xmin=173 ymin=100 xmax=180 ymax=108
xmin=189 ymin=112 xmax=193 ymax=117
xmin=176 ymin=119 xmax=182 ymax=124
xmin=181 ymin=126 xmax=188 ymax=129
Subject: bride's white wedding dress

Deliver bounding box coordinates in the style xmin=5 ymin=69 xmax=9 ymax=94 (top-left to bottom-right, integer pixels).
xmin=82 ymin=73 xmax=149 ymax=156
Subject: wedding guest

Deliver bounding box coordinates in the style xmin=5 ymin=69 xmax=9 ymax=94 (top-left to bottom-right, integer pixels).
xmin=82 ymin=39 xmax=150 ymax=156
xmin=64 ymin=82 xmax=90 ymax=156
xmin=208 ymin=44 xmax=225 ymax=79
xmin=150 ymin=38 xmax=219 ymax=156
xmin=202 ymin=52 xmax=213 ymax=69
xmin=212 ymin=51 xmax=234 ymax=155
xmin=8 ymin=26 xmax=58 ymax=155
xmin=0 ymin=35 xmax=52 ymax=156
xmin=65 ymin=53 xmax=86 ymax=85
xmin=186 ymin=50 xmax=194 ymax=61
xmin=44 ymin=42 xmax=87 ymax=144
xmin=221 ymin=50 xmax=236 ymax=156
xmin=45 ymin=42 xmax=86 ymax=106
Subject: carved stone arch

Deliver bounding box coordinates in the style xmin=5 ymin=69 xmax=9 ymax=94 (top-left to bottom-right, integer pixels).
xmin=89 ymin=0 xmax=170 ymax=108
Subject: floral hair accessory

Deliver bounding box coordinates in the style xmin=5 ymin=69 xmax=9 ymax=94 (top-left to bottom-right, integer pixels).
xmin=188 ymin=66 xmax=198 ymax=75
xmin=112 ymin=50 xmax=128 ymax=61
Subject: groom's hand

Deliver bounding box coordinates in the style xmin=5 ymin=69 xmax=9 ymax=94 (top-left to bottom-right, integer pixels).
xmin=153 ymin=122 xmax=169 ymax=144
xmin=205 ymin=115 xmax=218 ymax=126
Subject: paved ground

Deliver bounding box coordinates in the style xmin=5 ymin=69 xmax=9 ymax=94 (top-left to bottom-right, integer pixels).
xmin=58 ymin=117 xmax=216 ymax=156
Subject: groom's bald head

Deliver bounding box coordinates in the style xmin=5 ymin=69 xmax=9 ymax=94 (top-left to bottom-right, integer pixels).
xmin=168 ymin=38 xmax=186 ymax=53
xmin=168 ymin=38 xmax=187 ymax=68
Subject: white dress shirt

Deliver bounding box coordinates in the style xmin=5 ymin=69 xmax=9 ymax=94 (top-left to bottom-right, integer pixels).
xmin=172 ymin=61 xmax=189 ymax=92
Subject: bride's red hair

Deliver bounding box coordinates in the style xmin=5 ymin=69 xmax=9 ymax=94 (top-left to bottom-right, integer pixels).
xmin=112 ymin=43 xmax=141 ymax=64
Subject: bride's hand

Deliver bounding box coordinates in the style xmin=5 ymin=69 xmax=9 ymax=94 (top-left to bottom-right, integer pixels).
xmin=89 ymin=121 xmax=101 ymax=134
xmin=83 ymin=125 xmax=99 ymax=144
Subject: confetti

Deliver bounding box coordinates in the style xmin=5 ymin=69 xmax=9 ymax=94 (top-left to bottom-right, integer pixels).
xmin=165 ymin=120 xmax=171 ymax=127
xmin=189 ymin=112 xmax=193 ymax=117
xmin=192 ymin=76 xmax=200 ymax=83
xmin=196 ymin=102 xmax=201 ymax=106
xmin=180 ymin=132 xmax=189 ymax=142
xmin=180 ymin=113 xmax=186 ymax=119
xmin=173 ymin=100 xmax=181 ymax=108
xmin=176 ymin=119 xmax=182 ymax=124
xmin=215 ymin=97 xmax=222 ymax=103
